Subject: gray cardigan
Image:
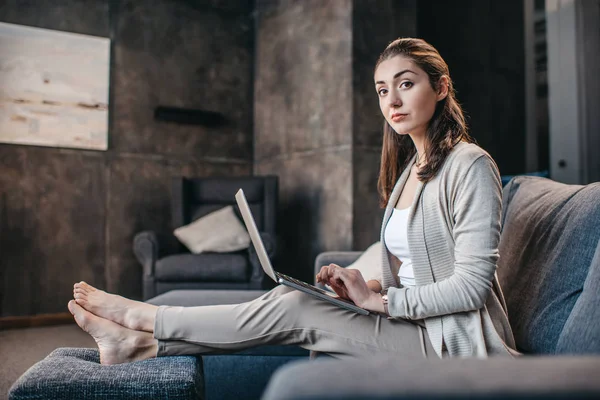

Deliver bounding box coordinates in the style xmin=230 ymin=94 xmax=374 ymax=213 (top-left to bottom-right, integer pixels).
xmin=382 ymin=142 xmax=517 ymax=358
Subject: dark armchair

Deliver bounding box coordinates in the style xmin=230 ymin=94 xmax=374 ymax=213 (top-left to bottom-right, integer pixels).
xmin=134 ymin=176 xmax=278 ymax=300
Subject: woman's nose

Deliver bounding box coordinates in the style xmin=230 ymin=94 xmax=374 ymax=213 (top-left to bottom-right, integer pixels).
xmin=387 ymin=90 xmax=402 ymax=108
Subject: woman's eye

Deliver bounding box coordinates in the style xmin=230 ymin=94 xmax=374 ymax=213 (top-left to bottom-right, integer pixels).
xmin=400 ymin=81 xmax=413 ymax=89
xmin=378 ymin=88 xmax=388 ymax=96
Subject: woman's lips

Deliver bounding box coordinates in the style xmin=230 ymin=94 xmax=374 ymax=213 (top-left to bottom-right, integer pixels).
xmin=391 ymin=113 xmax=407 ymax=122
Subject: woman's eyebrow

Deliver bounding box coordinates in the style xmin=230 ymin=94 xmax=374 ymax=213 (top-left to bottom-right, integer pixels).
xmin=375 ymin=69 xmax=417 ymax=85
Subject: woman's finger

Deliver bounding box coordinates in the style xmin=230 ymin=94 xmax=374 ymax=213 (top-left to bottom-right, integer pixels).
xmin=329 ymin=277 xmax=350 ymax=299
xmin=316 ymin=266 xmax=328 ymax=283
xmin=331 ymin=266 xmax=347 ymax=283
xmin=331 ymin=268 xmax=353 ymax=298
xmin=332 ymin=268 xmax=373 ymax=306
xmin=327 ymin=264 xmax=341 ymax=278
xmin=317 ymin=265 xmax=335 ymax=283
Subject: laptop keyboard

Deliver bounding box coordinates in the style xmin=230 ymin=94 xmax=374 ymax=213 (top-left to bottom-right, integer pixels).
xmin=277 ymin=273 xmax=329 ymax=295
xmin=277 ymin=272 xmax=364 ymax=309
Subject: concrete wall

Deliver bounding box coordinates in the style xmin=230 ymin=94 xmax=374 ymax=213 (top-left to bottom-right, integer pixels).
xmin=0 ymin=0 xmax=254 ymax=316
xmin=352 ymin=0 xmax=417 ymax=250
xmin=254 ymin=0 xmax=353 ymax=282
xmin=254 ymin=0 xmax=417 ymax=280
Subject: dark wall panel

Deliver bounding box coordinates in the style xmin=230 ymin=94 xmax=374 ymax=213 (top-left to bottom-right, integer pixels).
xmin=254 ymin=0 xmax=353 ymax=161
xmin=112 ymin=0 xmax=253 ymax=160
xmin=352 ymin=0 xmax=418 ymax=149
xmin=352 ymin=149 xmax=385 ymax=249
xmin=352 ymin=0 xmax=417 ymax=250
xmin=0 ymin=0 xmax=254 ymax=316
xmin=0 ymin=148 xmax=106 ymax=316
xmin=417 ymin=0 xmax=526 ymax=175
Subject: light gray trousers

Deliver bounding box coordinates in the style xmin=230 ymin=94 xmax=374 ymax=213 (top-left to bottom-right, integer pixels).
xmin=154 ymin=286 xmax=436 ymax=359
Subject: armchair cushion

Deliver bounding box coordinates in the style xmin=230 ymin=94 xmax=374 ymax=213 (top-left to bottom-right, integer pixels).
xmin=174 ymin=205 xmax=250 ymax=254
xmin=156 ymin=253 xmax=249 ymax=282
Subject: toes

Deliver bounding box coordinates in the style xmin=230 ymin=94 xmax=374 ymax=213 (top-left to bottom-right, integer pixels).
xmin=68 ymin=300 xmax=87 ymax=324
xmin=80 ymin=281 xmax=96 ymax=292
xmin=68 ymin=300 xmax=76 ymax=315
xmin=73 ymin=281 xmax=97 ymax=294
xmin=68 ymin=299 xmax=80 ymax=315
xmin=75 ymin=297 xmax=87 ymax=307
xmin=69 ymin=300 xmax=92 ymax=327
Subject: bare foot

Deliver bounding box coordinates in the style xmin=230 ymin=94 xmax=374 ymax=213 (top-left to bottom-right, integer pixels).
xmin=73 ymin=281 xmax=157 ymax=332
xmin=67 ymin=300 xmax=157 ymax=365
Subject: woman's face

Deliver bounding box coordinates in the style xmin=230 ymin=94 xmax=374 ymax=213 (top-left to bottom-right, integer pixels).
xmin=374 ymin=55 xmax=445 ymax=137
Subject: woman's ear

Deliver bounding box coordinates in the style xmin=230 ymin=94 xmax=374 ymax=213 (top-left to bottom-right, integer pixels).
xmin=437 ymin=75 xmax=449 ymax=101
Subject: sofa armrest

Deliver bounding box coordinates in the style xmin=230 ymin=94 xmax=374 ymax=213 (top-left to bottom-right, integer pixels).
xmin=262 ymin=356 xmax=600 ymax=400
xmin=248 ymin=232 xmax=276 ymax=285
xmin=133 ymin=231 xmax=160 ymax=277
xmin=313 ymin=251 xmax=362 ymax=287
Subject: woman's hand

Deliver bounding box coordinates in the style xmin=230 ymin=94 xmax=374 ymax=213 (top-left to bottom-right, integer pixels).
xmin=316 ymin=264 xmax=385 ymax=313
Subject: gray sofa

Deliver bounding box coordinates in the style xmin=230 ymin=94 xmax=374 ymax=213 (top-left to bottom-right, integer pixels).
xmin=262 ymin=176 xmax=600 ymax=399
xmin=10 ymin=176 xmax=599 ymax=400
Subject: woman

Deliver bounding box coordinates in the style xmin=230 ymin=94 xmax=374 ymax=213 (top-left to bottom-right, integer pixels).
xmin=69 ymin=38 xmax=517 ymax=365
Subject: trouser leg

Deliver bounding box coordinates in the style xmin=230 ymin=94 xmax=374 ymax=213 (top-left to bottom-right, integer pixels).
xmin=155 ymin=285 xmax=436 ymax=359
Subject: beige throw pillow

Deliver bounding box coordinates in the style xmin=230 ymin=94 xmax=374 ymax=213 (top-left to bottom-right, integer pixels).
xmin=347 ymin=241 xmax=383 ymax=282
xmin=174 ymin=205 xmax=251 ymax=254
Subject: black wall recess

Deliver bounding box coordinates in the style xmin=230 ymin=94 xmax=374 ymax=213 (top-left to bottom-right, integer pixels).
xmin=154 ymin=106 xmax=227 ymax=127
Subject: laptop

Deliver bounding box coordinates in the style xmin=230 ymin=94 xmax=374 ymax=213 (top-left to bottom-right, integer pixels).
xmin=235 ymin=189 xmax=370 ymax=315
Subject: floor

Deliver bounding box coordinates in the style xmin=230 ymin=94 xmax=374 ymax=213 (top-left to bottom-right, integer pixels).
xmin=0 ymin=323 xmax=96 ymax=400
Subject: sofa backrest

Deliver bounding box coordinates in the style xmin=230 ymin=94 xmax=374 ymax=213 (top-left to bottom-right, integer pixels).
xmin=497 ymin=176 xmax=600 ymax=355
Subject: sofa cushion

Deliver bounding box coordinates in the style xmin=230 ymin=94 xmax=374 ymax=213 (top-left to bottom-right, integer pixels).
xmin=556 ymin=240 xmax=600 ymax=354
xmin=8 ymin=347 xmax=203 ymax=400
xmin=497 ymin=176 xmax=600 ymax=354
xmin=203 ymin=352 xmax=307 ymax=400
xmin=156 ymin=253 xmax=248 ymax=282
xmin=262 ymin=355 xmax=600 ymax=400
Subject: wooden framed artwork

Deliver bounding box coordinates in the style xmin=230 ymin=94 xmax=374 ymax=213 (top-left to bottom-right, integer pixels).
xmin=0 ymin=22 xmax=110 ymax=151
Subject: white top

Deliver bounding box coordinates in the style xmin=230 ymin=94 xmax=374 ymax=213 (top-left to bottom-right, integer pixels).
xmin=384 ymin=207 xmax=416 ymax=287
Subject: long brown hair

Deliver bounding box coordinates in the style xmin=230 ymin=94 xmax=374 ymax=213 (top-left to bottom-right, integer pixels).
xmin=375 ymin=38 xmax=475 ymax=207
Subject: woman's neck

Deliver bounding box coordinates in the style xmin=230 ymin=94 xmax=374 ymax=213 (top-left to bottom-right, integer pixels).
xmin=408 ymin=132 xmax=427 ymax=166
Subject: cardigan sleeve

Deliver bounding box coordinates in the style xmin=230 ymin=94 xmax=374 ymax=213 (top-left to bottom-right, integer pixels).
xmin=386 ymin=155 xmax=502 ymax=320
